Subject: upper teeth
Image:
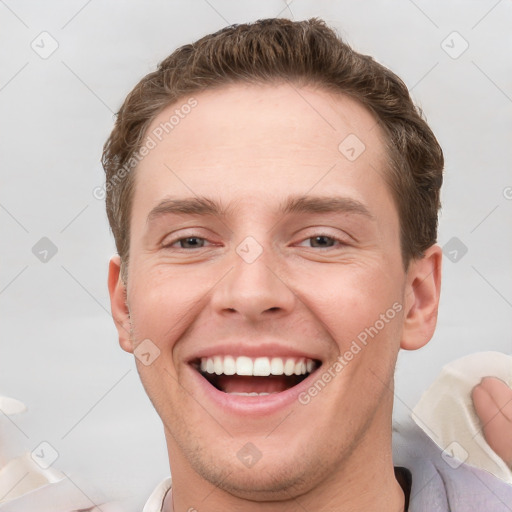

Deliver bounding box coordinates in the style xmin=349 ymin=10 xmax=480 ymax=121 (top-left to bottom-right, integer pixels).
xmin=199 ymin=356 xmax=315 ymax=377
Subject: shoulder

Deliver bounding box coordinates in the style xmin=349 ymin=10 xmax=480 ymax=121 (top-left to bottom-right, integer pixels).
xmin=393 ymin=421 xmax=512 ymax=512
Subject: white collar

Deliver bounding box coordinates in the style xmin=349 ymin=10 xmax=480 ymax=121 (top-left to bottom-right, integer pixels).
xmin=142 ymin=477 xmax=172 ymax=512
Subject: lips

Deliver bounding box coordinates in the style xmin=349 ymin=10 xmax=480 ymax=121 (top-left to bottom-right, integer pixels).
xmin=191 ymin=355 xmax=321 ymax=395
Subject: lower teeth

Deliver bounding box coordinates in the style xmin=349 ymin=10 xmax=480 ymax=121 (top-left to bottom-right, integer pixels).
xmin=228 ymin=392 xmax=278 ymax=396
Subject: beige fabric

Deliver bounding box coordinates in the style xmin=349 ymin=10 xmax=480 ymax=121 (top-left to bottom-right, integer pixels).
xmin=0 ymin=453 xmax=63 ymax=503
xmin=412 ymin=351 xmax=512 ymax=484
xmin=0 ymin=397 xmax=26 ymax=416
xmin=0 ymin=395 xmax=122 ymax=511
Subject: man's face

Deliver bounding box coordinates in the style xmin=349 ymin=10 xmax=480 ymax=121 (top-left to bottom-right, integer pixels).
xmin=110 ymin=83 xmax=423 ymax=497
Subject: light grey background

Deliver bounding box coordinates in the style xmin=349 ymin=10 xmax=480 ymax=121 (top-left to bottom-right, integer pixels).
xmin=1 ymin=0 xmax=511 ymax=509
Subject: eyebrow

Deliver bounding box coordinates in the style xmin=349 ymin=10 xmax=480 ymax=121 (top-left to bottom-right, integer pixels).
xmin=146 ymin=195 xmax=374 ymax=224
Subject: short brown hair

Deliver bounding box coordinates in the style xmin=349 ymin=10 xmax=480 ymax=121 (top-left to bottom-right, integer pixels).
xmin=102 ymin=17 xmax=443 ymax=279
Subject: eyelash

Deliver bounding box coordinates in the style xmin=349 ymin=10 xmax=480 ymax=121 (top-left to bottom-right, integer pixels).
xmin=162 ymin=233 xmax=348 ymax=250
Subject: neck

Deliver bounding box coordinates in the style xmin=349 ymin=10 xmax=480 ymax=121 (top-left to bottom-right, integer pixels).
xmin=163 ymin=412 xmax=404 ymax=512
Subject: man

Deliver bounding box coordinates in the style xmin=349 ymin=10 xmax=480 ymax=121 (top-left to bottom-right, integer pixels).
xmin=102 ymin=18 xmax=512 ymax=511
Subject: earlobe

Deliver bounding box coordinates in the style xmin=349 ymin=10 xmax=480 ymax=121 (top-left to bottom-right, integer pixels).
xmin=108 ymin=255 xmax=134 ymax=353
xmin=400 ymin=244 xmax=442 ymax=351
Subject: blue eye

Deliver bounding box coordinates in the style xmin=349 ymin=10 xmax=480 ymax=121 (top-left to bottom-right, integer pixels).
xmin=162 ymin=234 xmax=346 ymax=251
xmin=181 ymin=237 xmax=205 ymax=249
xmin=165 ymin=237 xmax=208 ymax=249
xmin=308 ymin=235 xmax=337 ymax=248
xmin=298 ymin=234 xmax=346 ymax=249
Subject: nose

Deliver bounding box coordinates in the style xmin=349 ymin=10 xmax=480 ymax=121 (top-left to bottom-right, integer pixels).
xmin=210 ymin=239 xmax=297 ymax=322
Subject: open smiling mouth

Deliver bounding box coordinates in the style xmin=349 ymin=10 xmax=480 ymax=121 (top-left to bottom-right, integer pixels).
xmin=191 ymin=356 xmax=322 ymax=395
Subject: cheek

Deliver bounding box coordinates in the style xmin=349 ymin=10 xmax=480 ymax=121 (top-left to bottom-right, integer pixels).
xmin=300 ymin=262 xmax=402 ymax=342
xmin=126 ymin=266 xmax=208 ymax=416
xmin=127 ymin=263 xmax=214 ymax=349
xmin=299 ymin=262 xmax=404 ymax=398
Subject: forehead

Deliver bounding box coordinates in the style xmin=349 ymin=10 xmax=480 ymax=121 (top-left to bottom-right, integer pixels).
xmin=144 ymin=83 xmax=385 ymax=163
xmin=131 ymin=82 xmax=393 ymax=221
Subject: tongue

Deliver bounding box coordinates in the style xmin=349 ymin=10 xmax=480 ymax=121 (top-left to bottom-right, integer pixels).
xmin=216 ymin=375 xmax=296 ymax=394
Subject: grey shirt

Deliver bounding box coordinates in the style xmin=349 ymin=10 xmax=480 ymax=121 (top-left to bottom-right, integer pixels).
xmin=393 ymin=423 xmax=512 ymax=511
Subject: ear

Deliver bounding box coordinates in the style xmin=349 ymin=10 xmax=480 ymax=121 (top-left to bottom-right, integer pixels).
xmin=400 ymin=244 xmax=442 ymax=350
xmin=108 ymin=255 xmax=133 ymax=353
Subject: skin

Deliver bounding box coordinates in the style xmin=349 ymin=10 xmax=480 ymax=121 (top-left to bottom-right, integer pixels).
xmin=108 ymin=83 xmax=442 ymax=511
xmin=472 ymin=377 xmax=512 ymax=467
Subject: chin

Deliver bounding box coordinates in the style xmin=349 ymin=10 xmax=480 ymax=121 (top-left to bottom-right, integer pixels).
xmin=177 ymin=430 xmax=341 ymax=501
